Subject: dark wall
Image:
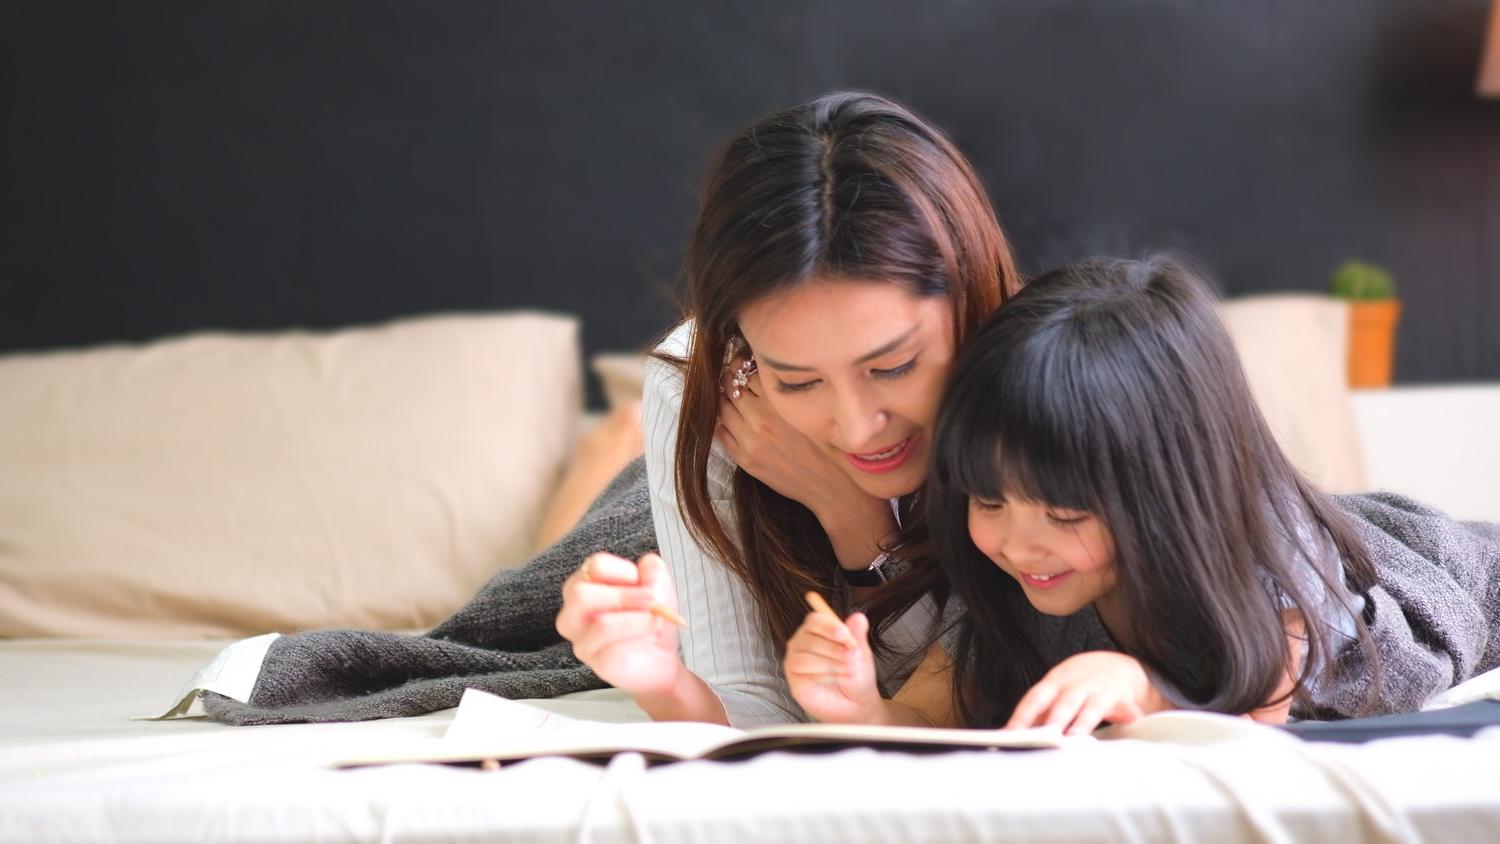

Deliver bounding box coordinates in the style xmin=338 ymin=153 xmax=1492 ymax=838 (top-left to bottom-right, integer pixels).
xmin=4 ymin=1 xmax=1498 ymax=405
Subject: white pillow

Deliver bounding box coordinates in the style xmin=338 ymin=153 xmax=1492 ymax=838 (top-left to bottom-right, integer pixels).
xmin=1215 ymin=295 xmax=1366 ymax=493
xmin=0 ymin=313 xmax=581 ymax=637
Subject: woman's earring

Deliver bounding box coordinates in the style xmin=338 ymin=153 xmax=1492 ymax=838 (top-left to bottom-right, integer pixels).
xmin=730 ymin=357 xmax=757 ymax=399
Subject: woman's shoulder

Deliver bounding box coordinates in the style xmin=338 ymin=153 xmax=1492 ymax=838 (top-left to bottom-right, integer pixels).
xmin=640 ymin=319 xmax=736 ymax=502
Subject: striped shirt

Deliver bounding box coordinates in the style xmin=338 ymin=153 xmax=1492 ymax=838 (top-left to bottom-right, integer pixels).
xmin=645 ymin=320 xmax=940 ymax=727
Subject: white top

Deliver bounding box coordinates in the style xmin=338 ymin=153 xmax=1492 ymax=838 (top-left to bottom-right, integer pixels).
xmin=644 ymin=321 xmax=939 ymax=727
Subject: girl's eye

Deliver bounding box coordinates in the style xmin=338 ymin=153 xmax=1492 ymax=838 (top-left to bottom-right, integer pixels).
xmin=872 ymin=359 xmax=917 ymax=380
xmin=970 ymin=498 xmax=1005 ymax=512
xmin=1047 ymin=511 xmax=1089 ymax=526
xmin=775 ymin=379 xmax=819 ymax=395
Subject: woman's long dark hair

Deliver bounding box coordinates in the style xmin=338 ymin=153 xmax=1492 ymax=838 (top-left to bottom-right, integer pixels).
xmin=669 ymin=92 xmax=1022 ymax=651
xmin=929 ymin=256 xmax=1378 ymax=726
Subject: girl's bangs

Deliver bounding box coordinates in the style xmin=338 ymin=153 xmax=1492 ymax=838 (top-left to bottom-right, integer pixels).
xmin=935 ymin=331 xmax=1103 ymax=514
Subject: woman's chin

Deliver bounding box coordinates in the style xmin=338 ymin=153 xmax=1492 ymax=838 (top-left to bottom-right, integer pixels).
xmin=844 ymin=462 xmax=925 ymax=501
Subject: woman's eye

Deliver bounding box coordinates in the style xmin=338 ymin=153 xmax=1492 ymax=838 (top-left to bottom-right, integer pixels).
xmin=970 ymin=498 xmax=1004 ymax=512
xmin=775 ymin=379 xmax=819 ymax=394
xmin=1047 ymin=511 xmax=1089 ymax=526
xmin=872 ymin=359 xmax=917 ymax=380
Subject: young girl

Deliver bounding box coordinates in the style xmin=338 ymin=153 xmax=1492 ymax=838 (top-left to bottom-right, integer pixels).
xmin=784 ymin=255 xmax=1500 ymax=732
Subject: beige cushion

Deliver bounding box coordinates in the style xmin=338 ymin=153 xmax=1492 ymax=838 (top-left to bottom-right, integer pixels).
xmin=591 ymin=353 xmax=650 ymax=410
xmin=0 ymin=313 xmax=581 ymax=638
xmin=1215 ymin=295 xmax=1366 ymax=493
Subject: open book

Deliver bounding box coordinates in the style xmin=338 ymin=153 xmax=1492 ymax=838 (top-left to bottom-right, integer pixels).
xmin=335 ymin=689 xmax=1087 ymax=768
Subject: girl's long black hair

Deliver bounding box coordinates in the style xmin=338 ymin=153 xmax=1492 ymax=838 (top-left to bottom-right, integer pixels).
xmin=929 ymin=256 xmax=1378 ymax=727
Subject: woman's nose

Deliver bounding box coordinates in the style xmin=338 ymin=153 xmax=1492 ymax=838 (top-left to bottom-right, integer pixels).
xmin=832 ymin=387 xmax=888 ymax=450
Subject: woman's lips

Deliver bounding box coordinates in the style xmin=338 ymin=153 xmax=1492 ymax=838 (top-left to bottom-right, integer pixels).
xmin=843 ymin=435 xmax=918 ymax=475
xmin=1019 ymin=570 xmax=1074 ymax=590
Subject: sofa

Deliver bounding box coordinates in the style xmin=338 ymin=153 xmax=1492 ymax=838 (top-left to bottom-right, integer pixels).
xmin=2 ymin=298 xmax=1498 ymax=843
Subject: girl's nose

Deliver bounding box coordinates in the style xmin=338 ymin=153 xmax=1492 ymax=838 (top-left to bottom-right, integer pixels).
xmin=999 ymin=520 xmax=1043 ymax=567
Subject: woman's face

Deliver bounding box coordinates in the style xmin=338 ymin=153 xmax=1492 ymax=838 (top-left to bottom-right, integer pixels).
xmin=736 ymin=278 xmax=955 ymax=500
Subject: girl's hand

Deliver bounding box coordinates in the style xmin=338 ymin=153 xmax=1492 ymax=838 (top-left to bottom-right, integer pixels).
xmin=717 ymin=354 xmax=882 ymax=520
xmin=1007 ymin=651 xmax=1161 ymax=735
xmin=556 ymin=552 xmax=683 ymax=698
xmin=783 ymin=608 xmax=882 ymax=723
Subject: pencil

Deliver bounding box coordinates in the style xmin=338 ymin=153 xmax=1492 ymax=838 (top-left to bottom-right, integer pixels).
xmin=650 ymin=603 xmax=688 ymax=627
xmin=804 ymin=590 xmax=839 ymax=619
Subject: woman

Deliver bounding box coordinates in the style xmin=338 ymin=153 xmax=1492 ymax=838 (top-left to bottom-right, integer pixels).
xmin=556 ymin=91 xmax=1025 ymax=725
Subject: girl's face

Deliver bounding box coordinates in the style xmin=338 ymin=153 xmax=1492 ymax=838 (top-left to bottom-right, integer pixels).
xmin=736 ymin=278 xmax=955 ymax=500
xmin=967 ymin=496 xmax=1116 ymax=616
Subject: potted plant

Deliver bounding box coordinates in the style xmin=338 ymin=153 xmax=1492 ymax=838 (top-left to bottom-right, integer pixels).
xmin=1330 ymin=259 xmax=1401 ymax=388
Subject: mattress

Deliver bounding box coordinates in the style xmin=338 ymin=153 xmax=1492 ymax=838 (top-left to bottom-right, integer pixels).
xmin=4 ymin=638 xmax=1500 ymax=844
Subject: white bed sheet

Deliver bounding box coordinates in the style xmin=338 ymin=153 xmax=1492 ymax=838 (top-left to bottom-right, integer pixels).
xmin=4 ymin=639 xmax=1500 ymax=844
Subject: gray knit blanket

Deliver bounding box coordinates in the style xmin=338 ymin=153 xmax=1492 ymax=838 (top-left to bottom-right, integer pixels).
xmin=1311 ymin=492 xmax=1500 ymax=717
xmin=202 ymin=457 xmax=655 ymax=725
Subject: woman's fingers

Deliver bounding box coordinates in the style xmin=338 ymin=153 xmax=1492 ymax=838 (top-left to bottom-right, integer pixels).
xmin=572 ymin=582 xmax=658 ymax=615
xmin=578 ymin=552 xmax=642 ymax=585
xmin=570 ymin=610 xmax=661 ymax=660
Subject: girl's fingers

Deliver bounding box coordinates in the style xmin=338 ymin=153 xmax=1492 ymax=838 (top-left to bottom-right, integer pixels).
xmin=1007 ymin=682 xmax=1060 ymax=730
xmin=844 ymin=611 xmax=871 ymax=651
xmin=788 ymin=630 xmax=854 ymax=663
xmin=1043 ymin=689 xmax=1089 ymax=732
xmin=1111 ymin=698 xmax=1145 ymax=725
xmin=797 ymin=612 xmax=858 ymax=649
xmin=1069 ymin=697 xmax=1111 ymax=736
xmin=784 ymin=649 xmax=854 ymax=677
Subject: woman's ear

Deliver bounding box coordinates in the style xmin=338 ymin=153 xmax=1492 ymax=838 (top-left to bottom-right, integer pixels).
xmin=723 ymin=329 xmax=748 ymax=365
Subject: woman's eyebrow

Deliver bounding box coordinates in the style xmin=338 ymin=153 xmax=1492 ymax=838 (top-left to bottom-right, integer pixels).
xmin=758 ymin=325 xmax=919 ymax=372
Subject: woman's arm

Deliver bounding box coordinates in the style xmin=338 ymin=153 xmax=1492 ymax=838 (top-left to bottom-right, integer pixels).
xmin=638 ymin=326 xmax=806 ymax=726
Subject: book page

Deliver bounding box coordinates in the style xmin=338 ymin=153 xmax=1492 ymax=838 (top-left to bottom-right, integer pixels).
xmin=339 ymin=689 xmax=1078 ymax=768
xmin=344 ymin=688 xmax=748 ymax=764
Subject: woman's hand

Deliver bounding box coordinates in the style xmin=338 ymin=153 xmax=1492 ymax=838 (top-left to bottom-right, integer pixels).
xmin=1006 ymin=651 xmax=1163 ymax=735
xmin=556 ymin=552 xmax=683 ymax=698
xmin=783 ymin=607 xmax=882 ymax=723
xmin=717 ymin=354 xmax=883 ymax=521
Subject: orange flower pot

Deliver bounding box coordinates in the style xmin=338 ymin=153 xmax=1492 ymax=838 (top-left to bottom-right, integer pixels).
xmin=1347 ymin=299 xmax=1401 ymax=388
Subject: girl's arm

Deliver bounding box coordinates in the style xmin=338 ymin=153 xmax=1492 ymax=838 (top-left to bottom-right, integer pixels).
xmin=784 ymin=604 xmax=959 ymax=728
xmin=1007 ymin=610 xmax=1311 ymax=732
